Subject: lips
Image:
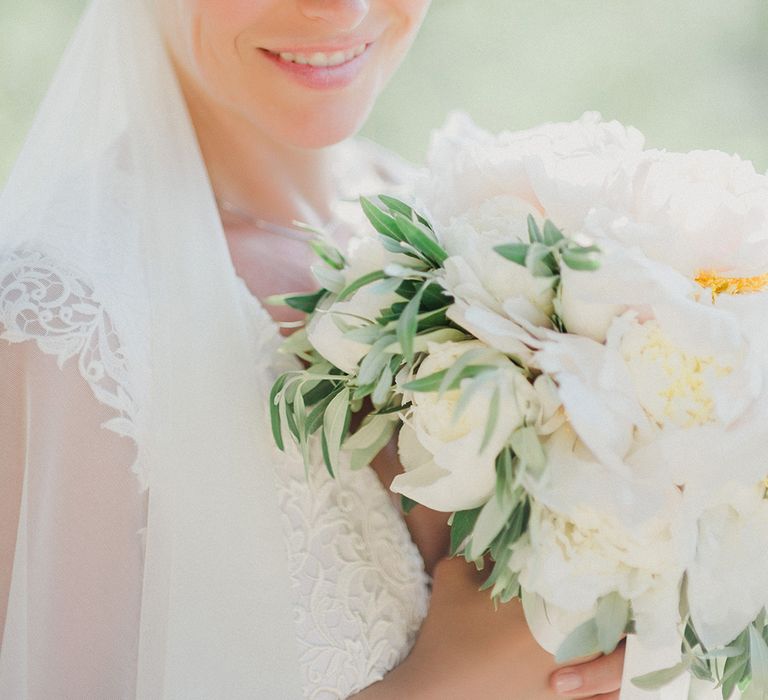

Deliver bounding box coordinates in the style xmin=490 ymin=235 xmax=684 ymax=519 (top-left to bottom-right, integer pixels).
xmin=258 ymin=42 xmax=374 ymax=91
xmin=267 ymin=43 xmax=369 ymax=68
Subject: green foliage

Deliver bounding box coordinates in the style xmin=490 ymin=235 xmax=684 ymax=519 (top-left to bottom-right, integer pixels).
xmin=269 ymin=374 xmax=289 ymax=451
xmin=556 ymin=618 xmax=601 ymax=663
xmin=722 ymin=631 xmax=750 ymax=700
xmin=400 ymin=495 xmax=419 ymax=514
xmin=378 ymin=195 xmax=433 ymax=230
xmin=510 ymin=426 xmax=546 ymax=477
xmin=554 ymin=594 xmax=630 ymax=664
xmin=494 ymin=215 xmax=602 ymax=278
xmin=344 ymin=413 xmax=397 ymax=471
xmin=632 ymin=662 xmax=691 ymax=691
xmin=401 ymin=364 xmax=497 ymax=393
xmin=272 ymin=289 xmax=328 ymax=314
xmin=359 ymin=196 xmax=448 ymax=270
xmin=494 ymin=242 xmax=528 ymax=266
xmin=360 ymin=196 xmax=403 ymax=241
xmin=479 ymin=386 xmax=501 ymax=453
xmin=397 ymin=282 xmax=428 ymax=363
xmin=392 ymin=211 xmax=448 ymax=266
xmin=561 ymin=244 xmax=602 ymax=271
xmin=465 ymin=482 xmax=520 ymax=561
xmin=310 ymin=238 xmax=346 ymax=270
xmin=748 ymin=624 xmax=768 ymax=699
xmin=449 ymin=507 xmax=483 ymax=556
xmin=337 ymin=270 xmax=389 ymax=301
xmin=271 ymin=369 xmax=350 ymax=472
xmin=595 ymin=593 xmax=630 ymax=655
xmin=627 ymin=615 xmax=768 ymax=697
xmin=269 ymin=196 xmax=458 ymax=483
xmin=321 ymin=388 xmax=351 ymax=477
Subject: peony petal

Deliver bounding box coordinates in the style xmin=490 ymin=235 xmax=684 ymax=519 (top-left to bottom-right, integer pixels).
xmin=535 ymin=334 xmax=638 ymax=469
xmin=686 ymin=494 xmax=768 ymax=649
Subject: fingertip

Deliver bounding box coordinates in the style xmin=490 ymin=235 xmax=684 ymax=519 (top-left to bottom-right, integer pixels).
xmin=551 ymin=668 xmax=583 ymax=695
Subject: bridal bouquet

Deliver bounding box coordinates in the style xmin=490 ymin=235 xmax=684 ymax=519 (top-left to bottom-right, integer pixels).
xmin=270 ymin=113 xmax=768 ymax=699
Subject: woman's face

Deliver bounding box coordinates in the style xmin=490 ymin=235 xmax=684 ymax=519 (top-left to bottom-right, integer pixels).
xmin=158 ymin=0 xmax=432 ymax=149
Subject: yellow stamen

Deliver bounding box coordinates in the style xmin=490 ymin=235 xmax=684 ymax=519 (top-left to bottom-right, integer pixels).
xmin=695 ymin=269 xmax=768 ymax=302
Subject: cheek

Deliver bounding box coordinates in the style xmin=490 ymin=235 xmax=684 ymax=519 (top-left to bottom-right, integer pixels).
xmin=190 ymin=1 xmax=270 ymax=84
xmin=196 ymin=0 xmax=265 ymax=21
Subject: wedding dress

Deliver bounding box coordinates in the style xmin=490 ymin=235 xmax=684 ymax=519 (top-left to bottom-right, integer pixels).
xmin=0 ymin=0 xmax=429 ymax=697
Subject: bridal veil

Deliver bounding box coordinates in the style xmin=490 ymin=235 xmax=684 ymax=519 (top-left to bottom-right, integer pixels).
xmin=0 ymin=0 xmax=302 ymax=696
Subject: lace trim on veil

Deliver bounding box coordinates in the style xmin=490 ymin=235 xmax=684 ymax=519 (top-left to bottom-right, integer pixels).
xmin=0 ymin=248 xmax=147 ymax=487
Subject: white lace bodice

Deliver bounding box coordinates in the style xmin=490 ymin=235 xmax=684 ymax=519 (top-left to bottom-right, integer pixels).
xmin=276 ymin=451 xmax=429 ymax=699
xmin=239 ymin=283 xmax=430 ymax=700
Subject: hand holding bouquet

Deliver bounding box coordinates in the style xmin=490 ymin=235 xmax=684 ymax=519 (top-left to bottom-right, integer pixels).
xmin=270 ymin=112 xmax=768 ymax=699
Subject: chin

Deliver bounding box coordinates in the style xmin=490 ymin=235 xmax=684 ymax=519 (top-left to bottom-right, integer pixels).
xmin=250 ymin=93 xmax=378 ymax=150
xmin=279 ymin=110 xmax=372 ymax=150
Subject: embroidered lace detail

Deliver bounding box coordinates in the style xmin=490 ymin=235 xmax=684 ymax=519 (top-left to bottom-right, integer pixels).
xmin=0 ymin=249 xmax=145 ymax=485
xmin=273 ymin=448 xmax=430 ymax=700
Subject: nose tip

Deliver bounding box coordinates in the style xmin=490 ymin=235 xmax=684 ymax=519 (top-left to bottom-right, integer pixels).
xmin=298 ymin=0 xmax=370 ymax=31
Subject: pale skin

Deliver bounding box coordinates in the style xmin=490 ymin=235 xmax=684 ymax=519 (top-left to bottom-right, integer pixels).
xmin=156 ymin=1 xmax=625 ymax=697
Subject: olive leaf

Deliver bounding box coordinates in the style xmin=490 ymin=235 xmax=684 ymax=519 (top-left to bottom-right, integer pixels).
xmin=360 ymin=196 xmax=403 ymax=241
xmin=631 ymin=662 xmax=691 ymax=691
xmin=396 ymin=283 xmax=428 ymax=364
xmin=556 ymin=618 xmax=601 ymax=664
xmin=321 ymin=387 xmax=351 ymax=478
xmin=449 ymin=507 xmax=482 ymax=556
xmin=595 ymin=592 xmax=630 ymax=654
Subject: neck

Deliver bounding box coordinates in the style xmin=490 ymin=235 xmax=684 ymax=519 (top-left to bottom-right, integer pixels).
xmin=178 ymin=73 xmax=340 ymax=229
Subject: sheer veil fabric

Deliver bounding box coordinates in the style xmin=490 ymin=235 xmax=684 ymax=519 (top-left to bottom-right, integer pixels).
xmin=0 ymin=0 xmax=303 ymax=696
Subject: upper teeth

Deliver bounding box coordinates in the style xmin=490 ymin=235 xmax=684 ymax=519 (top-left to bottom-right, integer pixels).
xmin=277 ymin=44 xmax=367 ymax=67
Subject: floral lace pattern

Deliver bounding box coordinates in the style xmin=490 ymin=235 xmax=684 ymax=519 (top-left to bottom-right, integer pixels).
xmin=0 ymin=249 xmax=146 ymax=484
xmin=274 ymin=452 xmax=430 ymax=699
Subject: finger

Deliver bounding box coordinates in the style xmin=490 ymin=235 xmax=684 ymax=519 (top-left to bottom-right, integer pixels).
xmin=587 ymin=693 xmax=620 ymax=700
xmin=550 ymin=643 xmax=625 ymax=696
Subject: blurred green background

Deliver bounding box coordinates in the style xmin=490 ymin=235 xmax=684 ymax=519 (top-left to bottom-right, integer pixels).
xmin=2 ymin=0 xmax=767 ymax=185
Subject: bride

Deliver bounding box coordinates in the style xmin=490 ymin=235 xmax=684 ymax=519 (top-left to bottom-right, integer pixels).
xmin=0 ymin=0 xmax=625 ymax=697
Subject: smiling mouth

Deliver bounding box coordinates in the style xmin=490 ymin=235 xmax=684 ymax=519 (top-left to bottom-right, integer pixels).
xmin=262 ymin=43 xmax=370 ymax=69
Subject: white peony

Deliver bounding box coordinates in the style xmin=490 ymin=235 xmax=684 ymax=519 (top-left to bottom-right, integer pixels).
xmin=390 ymin=340 xmax=539 ymax=512
xmin=511 ymin=498 xmax=685 ymax=647
xmin=683 ymin=482 xmax=768 ymax=649
xmin=533 ymin=323 xmax=647 ymax=472
xmin=535 ymin=295 xmax=766 ymax=487
xmin=511 ymin=425 xmax=692 ymax=649
xmin=618 ymin=149 xmax=768 ymax=278
xmin=438 ymin=194 xmax=557 ymax=361
xmin=560 ymin=145 xmax=768 ymax=339
xmin=619 ymin=318 xmax=750 ymax=430
xmin=416 ymin=111 xmax=644 ymax=234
